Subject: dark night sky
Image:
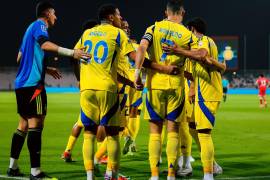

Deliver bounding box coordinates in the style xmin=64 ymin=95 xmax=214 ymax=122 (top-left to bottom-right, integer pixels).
xmin=1 ymin=0 xmax=269 ymax=70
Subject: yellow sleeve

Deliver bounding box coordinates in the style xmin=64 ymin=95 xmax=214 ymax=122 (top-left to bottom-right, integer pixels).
xmin=142 ymin=25 xmax=155 ymax=43
xmin=119 ymin=29 xmax=135 ymax=56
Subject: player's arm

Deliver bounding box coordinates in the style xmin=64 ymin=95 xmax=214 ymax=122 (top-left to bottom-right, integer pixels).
xmin=40 ymin=41 xmax=90 ymax=61
xmin=205 ymin=56 xmax=226 ymax=72
xmin=128 ymin=51 xmax=179 ymax=75
xmin=189 ymin=81 xmax=195 ymax=103
xmin=46 ymin=66 xmax=62 ymax=79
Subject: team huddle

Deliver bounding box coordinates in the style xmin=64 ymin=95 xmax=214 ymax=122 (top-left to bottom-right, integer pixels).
xmin=8 ymin=0 xmax=227 ymax=180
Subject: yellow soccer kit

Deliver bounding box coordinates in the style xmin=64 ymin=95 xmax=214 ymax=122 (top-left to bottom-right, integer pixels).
xmin=78 ymin=23 xmax=135 ymax=126
xmin=142 ymin=20 xmax=198 ymax=121
xmin=192 ymin=36 xmax=222 ymax=130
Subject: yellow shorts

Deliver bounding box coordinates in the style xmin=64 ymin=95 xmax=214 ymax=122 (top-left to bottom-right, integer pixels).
xmin=194 ymin=101 xmax=220 ymax=130
xmin=76 ymin=114 xmax=84 ymax=128
xmin=144 ymin=88 xmax=185 ymax=122
xmin=128 ymin=87 xmax=143 ymax=108
xmin=80 ymin=90 xmax=119 ymax=127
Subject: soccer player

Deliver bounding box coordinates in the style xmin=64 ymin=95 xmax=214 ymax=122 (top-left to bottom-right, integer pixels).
xmin=77 ymin=4 xmax=138 ymax=180
xmin=134 ymin=1 xmax=208 ymax=179
xmin=256 ymin=74 xmax=269 ymax=108
xmin=222 ymin=76 xmax=230 ymax=102
xmin=163 ymin=17 xmax=226 ymax=180
xmin=7 ymin=1 xmax=90 ymax=179
xmin=62 ymin=19 xmax=99 ymax=162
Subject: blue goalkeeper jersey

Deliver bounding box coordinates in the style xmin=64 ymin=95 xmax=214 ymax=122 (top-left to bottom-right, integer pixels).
xmin=15 ymin=19 xmax=49 ymax=89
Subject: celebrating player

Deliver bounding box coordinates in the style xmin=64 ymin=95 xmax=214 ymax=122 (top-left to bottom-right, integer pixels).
xmin=7 ymin=1 xmax=90 ymax=179
xmin=134 ymin=1 xmax=210 ymax=179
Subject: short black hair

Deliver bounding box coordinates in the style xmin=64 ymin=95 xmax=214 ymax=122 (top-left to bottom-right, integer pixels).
xmin=98 ymin=4 xmax=118 ymax=21
xmin=186 ymin=17 xmax=207 ymax=34
xmin=167 ymin=0 xmax=183 ymax=13
xmin=36 ymin=1 xmax=54 ymax=18
xmin=82 ymin=19 xmax=99 ymax=31
xmin=259 ymin=74 xmax=264 ymax=77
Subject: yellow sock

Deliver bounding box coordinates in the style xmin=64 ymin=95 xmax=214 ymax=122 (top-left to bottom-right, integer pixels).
xmin=189 ymin=127 xmax=201 ymax=151
xmin=198 ymin=133 xmax=214 ymax=173
xmin=149 ymin=133 xmax=161 ymax=177
xmin=166 ymin=132 xmax=179 ymax=177
xmin=65 ymin=135 xmax=77 ymax=152
xmin=83 ymin=133 xmax=95 ymax=171
xmin=179 ymin=121 xmax=192 ymax=157
xmin=128 ymin=117 xmax=137 ymax=140
xmin=135 ymin=115 xmax=140 ymax=139
xmin=95 ymin=138 xmax=107 ymax=161
xmin=107 ymin=135 xmax=120 ymax=176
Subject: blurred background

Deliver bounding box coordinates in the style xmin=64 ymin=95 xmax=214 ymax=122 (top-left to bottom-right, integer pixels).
xmin=1 ymin=0 xmax=270 ymax=90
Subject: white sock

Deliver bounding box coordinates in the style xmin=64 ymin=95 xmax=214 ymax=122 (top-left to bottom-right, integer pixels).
xmin=204 ymin=173 xmax=214 ymax=180
xmin=9 ymin=158 xmax=18 ymax=169
xmin=106 ymin=170 xmax=112 ymax=178
xmin=150 ymin=176 xmax=159 ymax=180
xmin=31 ymin=167 xmax=41 ymax=176
xmin=86 ymin=170 xmax=94 ymax=180
xmin=167 ymin=176 xmax=175 ymax=180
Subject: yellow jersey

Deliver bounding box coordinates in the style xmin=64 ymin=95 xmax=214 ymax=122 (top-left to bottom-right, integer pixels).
xmin=78 ymin=23 xmax=135 ymax=93
xmin=192 ymin=36 xmax=222 ymax=101
xmin=142 ymin=20 xmax=198 ymax=90
xmin=184 ymin=58 xmax=193 ymax=97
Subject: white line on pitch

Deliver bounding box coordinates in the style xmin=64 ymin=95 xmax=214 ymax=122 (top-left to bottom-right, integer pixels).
xmin=0 ymin=175 xmax=29 ymax=180
xmin=184 ymin=175 xmax=270 ymax=180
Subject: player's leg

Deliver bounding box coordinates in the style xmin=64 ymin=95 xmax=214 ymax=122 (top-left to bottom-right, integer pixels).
xmin=27 ymin=115 xmax=47 ymax=178
xmin=80 ymin=90 xmax=100 ymax=180
xmin=144 ymin=89 xmax=165 ymax=180
xmin=263 ymin=95 xmax=267 ymax=107
xmin=7 ymin=116 xmax=28 ymax=177
xmin=128 ymin=88 xmax=143 ymax=153
xmin=62 ymin=115 xmax=83 ymax=162
xmin=165 ymin=88 xmax=184 ymax=180
xmin=195 ymin=101 xmax=220 ymax=180
xmin=99 ymin=91 xmax=120 ymax=179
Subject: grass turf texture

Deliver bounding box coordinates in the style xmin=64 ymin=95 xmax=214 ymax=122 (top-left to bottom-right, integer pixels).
xmin=0 ymin=92 xmax=270 ymax=179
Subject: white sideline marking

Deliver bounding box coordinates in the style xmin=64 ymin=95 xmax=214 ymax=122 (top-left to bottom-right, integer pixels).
xmin=186 ymin=175 xmax=270 ymax=180
xmin=1 ymin=174 xmax=270 ymax=180
xmin=0 ymin=175 xmax=28 ymax=180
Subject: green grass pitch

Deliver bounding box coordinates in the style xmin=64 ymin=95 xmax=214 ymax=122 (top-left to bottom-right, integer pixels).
xmin=0 ymin=92 xmax=270 ymax=179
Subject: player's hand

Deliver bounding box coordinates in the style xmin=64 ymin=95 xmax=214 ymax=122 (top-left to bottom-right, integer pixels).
xmin=203 ymin=56 xmax=213 ymax=65
xmin=46 ymin=67 xmax=62 ymax=79
xmin=73 ymin=47 xmax=91 ymax=62
xmin=134 ymin=76 xmax=144 ymax=91
xmin=162 ymin=41 xmax=178 ymax=54
xmin=161 ymin=65 xmax=180 ymax=75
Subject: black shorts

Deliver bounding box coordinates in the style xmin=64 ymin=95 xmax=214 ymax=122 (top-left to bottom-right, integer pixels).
xmin=15 ymin=85 xmax=47 ymax=116
xmin=223 ymin=87 xmax=228 ymax=94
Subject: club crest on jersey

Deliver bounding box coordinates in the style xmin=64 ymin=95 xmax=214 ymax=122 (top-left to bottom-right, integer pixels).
xmin=41 ymin=25 xmax=47 ymax=32
xmin=198 ymin=41 xmax=203 ymax=47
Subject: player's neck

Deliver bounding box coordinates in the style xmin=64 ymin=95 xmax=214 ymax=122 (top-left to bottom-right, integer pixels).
xmin=194 ymin=31 xmax=204 ymax=38
xmin=38 ymin=18 xmax=49 ymax=28
xmin=100 ymin=20 xmax=112 ymax=25
xmin=167 ymin=15 xmax=182 ymax=24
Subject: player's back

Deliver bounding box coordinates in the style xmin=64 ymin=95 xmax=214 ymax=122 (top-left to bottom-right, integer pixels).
xmin=146 ymin=20 xmax=197 ymax=89
xmin=80 ymin=24 xmax=123 ymax=93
